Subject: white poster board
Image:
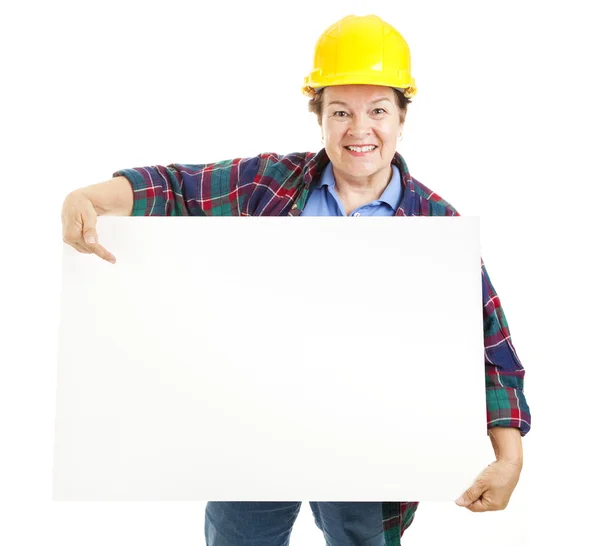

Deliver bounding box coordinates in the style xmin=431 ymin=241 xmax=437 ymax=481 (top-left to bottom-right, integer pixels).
xmin=53 ymin=216 xmax=491 ymax=501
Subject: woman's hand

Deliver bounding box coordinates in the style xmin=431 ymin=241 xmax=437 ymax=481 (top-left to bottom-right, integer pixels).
xmin=455 ymin=459 xmax=522 ymax=512
xmin=61 ymin=190 xmax=116 ymax=264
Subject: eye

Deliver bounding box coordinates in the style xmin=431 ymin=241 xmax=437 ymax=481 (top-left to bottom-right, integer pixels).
xmin=333 ymin=111 xmax=349 ymax=117
xmin=373 ymin=108 xmax=387 ymax=115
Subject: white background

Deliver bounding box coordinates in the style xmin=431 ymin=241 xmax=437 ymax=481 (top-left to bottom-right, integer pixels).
xmin=1 ymin=0 xmax=598 ymax=544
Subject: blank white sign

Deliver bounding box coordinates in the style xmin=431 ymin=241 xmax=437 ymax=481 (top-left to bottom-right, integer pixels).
xmin=53 ymin=216 xmax=491 ymax=502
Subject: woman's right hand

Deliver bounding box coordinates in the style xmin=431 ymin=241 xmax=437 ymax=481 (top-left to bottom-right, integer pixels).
xmin=61 ymin=190 xmax=117 ymax=264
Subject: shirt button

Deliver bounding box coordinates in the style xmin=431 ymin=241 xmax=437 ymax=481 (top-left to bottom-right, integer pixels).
xmin=352 ymin=212 xmax=361 ymax=217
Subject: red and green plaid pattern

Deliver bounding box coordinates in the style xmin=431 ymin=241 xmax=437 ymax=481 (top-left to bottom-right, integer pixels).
xmin=113 ymin=148 xmax=531 ymax=545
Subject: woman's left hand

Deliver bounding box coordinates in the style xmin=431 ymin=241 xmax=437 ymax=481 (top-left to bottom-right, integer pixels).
xmin=455 ymin=459 xmax=522 ymax=512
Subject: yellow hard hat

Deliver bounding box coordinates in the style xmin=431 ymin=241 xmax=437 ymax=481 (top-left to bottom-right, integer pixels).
xmin=302 ymin=15 xmax=417 ymax=99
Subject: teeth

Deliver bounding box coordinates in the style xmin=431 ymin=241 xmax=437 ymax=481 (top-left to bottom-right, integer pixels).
xmin=347 ymin=145 xmax=376 ymax=152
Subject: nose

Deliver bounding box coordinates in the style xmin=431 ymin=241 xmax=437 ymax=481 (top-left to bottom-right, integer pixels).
xmin=348 ymin=113 xmax=372 ymax=139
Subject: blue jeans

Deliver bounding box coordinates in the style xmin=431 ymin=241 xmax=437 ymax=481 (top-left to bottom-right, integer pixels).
xmin=205 ymin=501 xmax=385 ymax=546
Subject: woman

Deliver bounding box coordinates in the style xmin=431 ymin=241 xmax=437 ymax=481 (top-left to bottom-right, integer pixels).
xmin=61 ymin=14 xmax=530 ymax=546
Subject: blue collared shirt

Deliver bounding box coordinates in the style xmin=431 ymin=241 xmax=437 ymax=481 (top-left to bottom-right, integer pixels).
xmin=300 ymin=161 xmax=402 ymax=217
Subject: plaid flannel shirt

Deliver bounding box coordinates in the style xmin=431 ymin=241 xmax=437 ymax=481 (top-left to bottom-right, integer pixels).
xmin=113 ymin=148 xmax=531 ymax=545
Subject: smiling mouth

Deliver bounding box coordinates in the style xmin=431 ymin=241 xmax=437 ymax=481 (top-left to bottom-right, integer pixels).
xmin=344 ymin=145 xmax=378 ymax=155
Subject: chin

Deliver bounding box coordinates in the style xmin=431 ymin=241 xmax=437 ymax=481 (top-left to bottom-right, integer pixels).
xmin=341 ymin=160 xmax=383 ymax=176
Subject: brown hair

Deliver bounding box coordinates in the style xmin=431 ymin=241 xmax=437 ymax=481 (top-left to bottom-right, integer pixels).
xmin=308 ymin=87 xmax=412 ymax=126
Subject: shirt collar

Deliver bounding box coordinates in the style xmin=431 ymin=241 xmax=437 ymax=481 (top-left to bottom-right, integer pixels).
xmin=318 ymin=161 xmax=402 ymax=210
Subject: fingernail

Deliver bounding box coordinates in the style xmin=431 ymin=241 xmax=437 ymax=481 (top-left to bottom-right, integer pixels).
xmin=86 ymin=236 xmax=96 ymax=244
xmin=456 ymin=497 xmax=465 ymax=506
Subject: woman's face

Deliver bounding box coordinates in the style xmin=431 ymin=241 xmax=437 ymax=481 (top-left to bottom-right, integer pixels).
xmin=321 ymin=84 xmax=403 ymax=182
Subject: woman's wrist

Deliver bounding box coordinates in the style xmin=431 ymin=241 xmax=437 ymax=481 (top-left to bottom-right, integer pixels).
xmin=80 ymin=176 xmax=134 ymax=216
xmin=489 ymin=426 xmax=523 ymax=466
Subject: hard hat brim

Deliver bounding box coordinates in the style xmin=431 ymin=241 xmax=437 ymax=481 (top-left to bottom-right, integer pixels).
xmin=302 ymin=74 xmax=417 ymax=99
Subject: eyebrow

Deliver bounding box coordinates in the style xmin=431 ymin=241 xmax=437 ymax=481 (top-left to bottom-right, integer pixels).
xmin=326 ymin=98 xmax=392 ymax=107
